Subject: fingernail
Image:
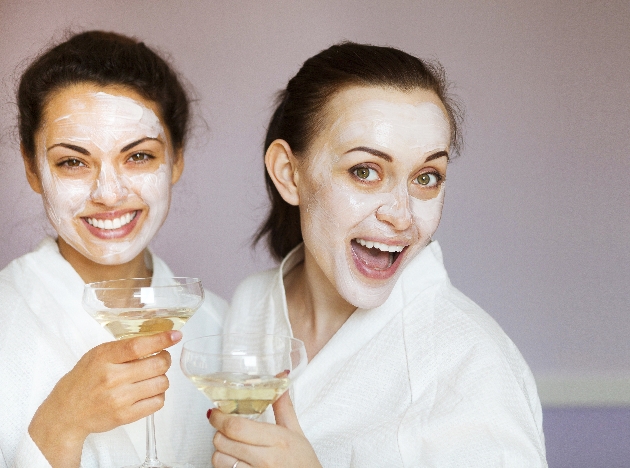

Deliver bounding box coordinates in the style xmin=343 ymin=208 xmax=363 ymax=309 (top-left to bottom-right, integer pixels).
xmin=206 ymin=409 xmax=212 ymax=419
xmin=284 ymin=369 xmax=291 ymax=375
xmin=170 ymin=330 xmax=182 ymax=342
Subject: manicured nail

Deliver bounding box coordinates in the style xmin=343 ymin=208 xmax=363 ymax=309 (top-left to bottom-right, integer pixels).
xmin=170 ymin=330 xmax=182 ymax=342
xmin=284 ymin=369 xmax=291 ymax=375
xmin=206 ymin=409 xmax=213 ymax=419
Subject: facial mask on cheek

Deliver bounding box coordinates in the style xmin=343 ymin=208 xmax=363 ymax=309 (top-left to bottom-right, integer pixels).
xmin=409 ymin=183 xmax=445 ymax=241
xmin=38 ymin=153 xmax=92 ymax=231
xmin=113 ymin=163 xmax=172 ymax=263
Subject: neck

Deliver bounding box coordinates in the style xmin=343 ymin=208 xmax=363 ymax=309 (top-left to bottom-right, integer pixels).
xmin=285 ymin=246 xmax=356 ymax=360
xmin=57 ymin=237 xmax=153 ymax=284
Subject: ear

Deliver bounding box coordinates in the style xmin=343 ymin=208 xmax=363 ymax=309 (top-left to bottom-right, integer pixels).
xmin=171 ymin=147 xmax=184 ymax=184
xmin=265 ymin=139 xmax=300 ymax=206
xmin=21 ymin=144 xmax=43 ymax=194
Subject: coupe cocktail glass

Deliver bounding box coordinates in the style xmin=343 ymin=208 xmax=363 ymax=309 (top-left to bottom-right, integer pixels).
xmin=83 ymin=277 xmax=204 ymax=468
xmin=180 ymin=334 xmax=306 ymax=420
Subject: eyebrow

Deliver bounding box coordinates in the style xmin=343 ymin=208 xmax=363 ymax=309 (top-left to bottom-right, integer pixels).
xmin=121 ymin=137 xmax=160 ymax=152
xmin=46 ymin=143 xmax=90 ymax=155
xmin=344 ymin=147 xmax=449 ymax=163
xmin=344 ymin=146 xmax=392 ymax=162
xmin=425 ymin=150 xmax=449 ymax=162
xmin=46 ymin=137 xmax=161 ymax=155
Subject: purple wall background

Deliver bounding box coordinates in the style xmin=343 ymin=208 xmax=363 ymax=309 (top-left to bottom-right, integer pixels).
xmin=544 ymin=408 xmax=630 ymax=467
xmin=1 ymin=1 xmax=629 ymax=460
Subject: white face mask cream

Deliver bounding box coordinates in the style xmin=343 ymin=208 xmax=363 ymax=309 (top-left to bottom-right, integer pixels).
xmin=36 ymin=88 xmax=175 ymax=265
xmin=297 ymin=87 xmax=450 ymax=309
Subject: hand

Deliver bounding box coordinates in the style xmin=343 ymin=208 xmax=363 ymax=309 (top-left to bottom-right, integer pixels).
xmin=209 ymin=392 xmax=322 ymax=468
xmin=29 ymin=330 xmax=182 ymax=468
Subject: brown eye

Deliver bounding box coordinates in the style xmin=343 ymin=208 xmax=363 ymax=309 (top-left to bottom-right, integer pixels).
xmin=59 ymin=158 xmax=85 ymax=168
xmin=416 ymin=173 xmax=438 ymax=186
xmin=128 ymin=152 xmax=152 ymax=163
xmin=352 ymin=166 xmax=379 ymax=181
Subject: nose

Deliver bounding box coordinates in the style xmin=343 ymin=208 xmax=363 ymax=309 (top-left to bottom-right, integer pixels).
xmin=375 ymin=188 xmax=413 ymax=231
xmin=90 ymin=165 xmax=128 ymax=205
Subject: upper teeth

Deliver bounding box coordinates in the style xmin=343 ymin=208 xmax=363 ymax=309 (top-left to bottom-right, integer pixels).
xmin=87 ymin=212 xmax=136 ymax=230
xmin=355 ymin=238 xmax=405 ymax=252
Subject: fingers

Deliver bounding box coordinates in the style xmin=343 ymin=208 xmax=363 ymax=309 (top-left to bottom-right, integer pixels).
xmin=272 ymin=392 xmax=305 ymax=436
xmin=131 ymin=373 xmax=170 ymax=400
xmin=212 ymin=451 xmax=252 ymax=468
xmin=210 ymin=410 xmax=282 ymax=447
xmin=127 ymin=393 xmax=167 ymax=422
xmin=213 ymin=431 xmax=265 ymax=468
xmin=108 ymin=330 xmax=182 ymax=363
xmin=121 ymin=350 xmax=172 ymax=382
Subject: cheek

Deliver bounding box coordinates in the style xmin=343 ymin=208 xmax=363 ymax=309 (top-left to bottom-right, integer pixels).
xmin=39 ymin=164 xmax=92 ymax=223
xmin=409 ymin=187 xmax=445 ymax=235
xmin=303 ymin=182 xmax=379 ymax=236
xmin=124 ymin=164 xmax=172 ymax=211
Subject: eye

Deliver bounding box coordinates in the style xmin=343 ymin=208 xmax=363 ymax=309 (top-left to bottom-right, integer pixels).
xmin=57 ymin=158 xmax=86 ymax=168
xmin=352 ymin=166 xmax=380 ymax=181
xmin=415 ymin=172 xmax=440 ymax=187
xmin=127 ymin=152 xmax=154 ymax=163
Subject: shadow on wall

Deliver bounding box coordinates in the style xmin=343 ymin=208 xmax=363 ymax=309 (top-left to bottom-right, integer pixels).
xmin=543 ymin=407 xmax=630 ymax=468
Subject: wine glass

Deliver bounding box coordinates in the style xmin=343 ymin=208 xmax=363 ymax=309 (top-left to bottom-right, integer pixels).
xmin=180 ymin=334 xmax=307 ymax=420
xmin=83 ymin=277 xmax=204 ymax=468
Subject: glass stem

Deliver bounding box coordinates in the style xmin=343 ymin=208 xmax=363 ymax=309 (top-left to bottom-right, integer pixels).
xmin=144 ymin=413 xmax=161 ymax=466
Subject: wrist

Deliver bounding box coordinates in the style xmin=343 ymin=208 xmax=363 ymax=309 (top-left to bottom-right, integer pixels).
xmin=29 ymin=398 xmax=87 ymax=467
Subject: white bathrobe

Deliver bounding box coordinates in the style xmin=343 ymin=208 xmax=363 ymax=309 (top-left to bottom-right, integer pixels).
xmin=226 ymin=242 xmax=547 ymax=467
xmin=0 ymin=237 xmax=225 ymax=468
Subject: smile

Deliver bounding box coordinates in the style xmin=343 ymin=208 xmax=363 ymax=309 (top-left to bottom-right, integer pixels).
xmin=86 ymin=211 xmax=137 ymax=230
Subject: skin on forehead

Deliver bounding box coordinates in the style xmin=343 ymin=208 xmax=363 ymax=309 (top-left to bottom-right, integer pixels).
xmin=39 ymin=84 xmax=169 ymax=156
xmin=311 ymin=86 xmax=449 ymax=150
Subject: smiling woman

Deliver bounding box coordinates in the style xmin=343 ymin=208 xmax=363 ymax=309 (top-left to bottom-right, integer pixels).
xmin=215 ymin=43 xmax=548 ymax=468
xmin=29 ymin=84 xmax=182 ymax=274
xmin=0 ymin=31 xmax=225 ymax=468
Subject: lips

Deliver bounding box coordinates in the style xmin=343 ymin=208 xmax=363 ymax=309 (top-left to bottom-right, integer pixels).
xmin=350 ymin=238 xmax=407 ymax=280
xmin=81 ymin=210 xmax=140 ymax=239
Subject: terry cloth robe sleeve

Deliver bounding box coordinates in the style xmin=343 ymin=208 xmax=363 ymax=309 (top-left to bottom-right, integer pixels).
xmin=226 ymin=241 xmax=547 ymax=467
xmin=0 ymin=237 xmax=227 ymax=468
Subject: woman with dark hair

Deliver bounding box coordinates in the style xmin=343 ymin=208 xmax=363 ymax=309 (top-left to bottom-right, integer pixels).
xmin=213 ymin=42 xmax=547 ymax=467
xmin=0 ymin=31 xmax=225 ymax=467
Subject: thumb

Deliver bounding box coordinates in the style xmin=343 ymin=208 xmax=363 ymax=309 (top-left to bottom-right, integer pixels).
xmin=272 ymin=391 xmax=304 ymax=436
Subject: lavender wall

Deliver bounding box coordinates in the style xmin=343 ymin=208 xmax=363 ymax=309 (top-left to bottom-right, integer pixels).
xmin=544 ymin=407 xmax=630 ymax=467
xmin=1 ymin=1 xmax=629 ymax=399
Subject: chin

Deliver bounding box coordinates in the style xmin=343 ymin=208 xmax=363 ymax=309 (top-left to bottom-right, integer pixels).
xmin=66 ymin=238 xmax=145 ymax=266
xmin=337 ymin=276 xmax=397 ymax=310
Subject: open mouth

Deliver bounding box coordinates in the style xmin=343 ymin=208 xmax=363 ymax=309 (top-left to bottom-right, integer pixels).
xmin=350 ymin=238 xmax=407 ymax=277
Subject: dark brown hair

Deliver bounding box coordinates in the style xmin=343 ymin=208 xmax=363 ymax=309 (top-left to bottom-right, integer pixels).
xmin=18 ymin=30 xmax=190 ymax=163
xmin=256 ymin=41 xmax=463 ymax=260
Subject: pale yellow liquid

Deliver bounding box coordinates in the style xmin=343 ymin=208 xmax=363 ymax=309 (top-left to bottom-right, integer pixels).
xmin=94 ymin=308 xmax=194 ymax=340
xmin=191 ymin=372 xmax=289 ymax=416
